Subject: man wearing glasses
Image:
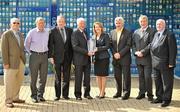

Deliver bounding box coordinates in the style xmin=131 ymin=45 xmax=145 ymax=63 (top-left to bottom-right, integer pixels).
xmin=1 ymin=18 xmax=26 ymax=108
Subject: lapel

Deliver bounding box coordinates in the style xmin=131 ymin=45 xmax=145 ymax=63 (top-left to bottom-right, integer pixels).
xmin=140 ymin=28 xmax=149 ymax=41
xmin=159 ymin=29 xmax=167 ymax=42
xmin=9 ymin=30 xmax=20 ymax=47
xmin=117 ymin=29 xmax=124 ymax=46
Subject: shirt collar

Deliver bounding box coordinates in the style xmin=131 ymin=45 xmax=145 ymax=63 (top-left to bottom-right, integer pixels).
xmin=158 ymin=29 xmax=165 ymax=37
xmin=36 ymin=27 xmax=45 ymax=32
xmin=141 ymin=26 xmax=148 ymax=31
xmin=116 ymin=27 xmax=123 ymax=32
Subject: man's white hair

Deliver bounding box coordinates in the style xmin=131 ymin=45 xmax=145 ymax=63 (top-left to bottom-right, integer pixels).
xmin=114 ymin=17 xmax=124 ymax=25
xmin=77 ymin=18 xmax=85 ymax=25
xmin=10 ymin=18 xmax=20 ymax=24
xmin=35 ymin=17 xmax=45 ymax=23
xmin=57 ymin=15 xmax=65 ymax=21
xmin=156 ymin=19 xmax=166 ymax=26
xmin=138 ymin=15 xmax=148 ymax=23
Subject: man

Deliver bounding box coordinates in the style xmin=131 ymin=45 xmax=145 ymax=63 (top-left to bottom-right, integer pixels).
xmin=48 ymin=15 xmax=73 ymax=100
xmin=150 ymin=19 xmax=177 ymax=107
xmin=25 ymin=17 xmax=49 ymax=103
xmin=1 ymin=18 xmax=26 ymax=108
xmin=110 ymin=17 xmax=132 ymax=100
xmin=71 ymin=18 xmax=93 ymax=100
xmin=132 ymin=15 xmax=155 ymax=101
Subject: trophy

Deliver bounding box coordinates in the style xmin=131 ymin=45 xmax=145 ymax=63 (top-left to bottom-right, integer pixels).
xmin=88 ymin=35 xmax=96 ymax=63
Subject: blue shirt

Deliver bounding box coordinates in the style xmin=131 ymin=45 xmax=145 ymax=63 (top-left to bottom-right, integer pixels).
xmin=24 ymin=28 xmax=49 ymax=53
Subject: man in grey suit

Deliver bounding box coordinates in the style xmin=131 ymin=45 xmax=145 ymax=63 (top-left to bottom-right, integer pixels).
xmin=132 ymin=15 xmax=155 ymax=101
xmin=110 ymin=17 xmax=132 ymax=100
xmin=1 ymin=18 xmax=26 ymax=108
xmin=150 ymin=19 xmax=177 ymax=107
xmin=71 ymin=18 xmax=93 ymax=100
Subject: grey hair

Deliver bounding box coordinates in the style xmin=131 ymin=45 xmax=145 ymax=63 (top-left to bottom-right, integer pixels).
xmin=114 ymin=17 xmax=124 ymax=25
xmin=139 ymin=15 xmax=148 ymax=22
xmin=35 ymin=17 xmax=45 ymax=23
xmin=77 ymin=18 xmax=85 ymax=25
xmin=57 ymin=15 xmax=65 ymax=21
xmin=10 ymin=18 xmax=20 ymax=24
xmin=156 ymin=19 xmax=166 ymax=26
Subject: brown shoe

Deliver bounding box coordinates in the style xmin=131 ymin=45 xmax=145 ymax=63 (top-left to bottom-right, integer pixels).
xmin=13 ymin=99 xmax=25 ymax=103
xmin=6 ymin=103 xmax=14 ymax=108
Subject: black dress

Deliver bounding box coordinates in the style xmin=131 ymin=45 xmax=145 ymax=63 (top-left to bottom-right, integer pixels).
xmin=93 ymin=33 xmax=110 ymax=76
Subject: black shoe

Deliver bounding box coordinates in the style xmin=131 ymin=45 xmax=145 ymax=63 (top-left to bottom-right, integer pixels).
xmin=148 ymin=97 xmax=153 ymax=101
xmin=31 ymin=97 xmax=38 ymax=103
xmin=54 ymin=97 xmax=60 ymax=101
xmin=113 ymin=94 xmax=121 ymax=98
xmin=161 ymin=101 xmax=170 ymax=107
xmin=96 ymin=96 xmax=100 ymax=98
xmin=39 ymin=97 xmax=46 ymax=102
xmin=136 ymin=94 xmax=145 ymax=100
xmin=76 ymin=97 xmax=82 ymax=100
xmin=63 ymin=96 xmax=70 ymax=100
xmin=99 ymin=96 xmax=105 ymax=99
xmin=151 ymin=99 xmax=162 ymax=104
xmin=121 ymin=95 xmax=129 ymax=100
xmin=84 ymin=95 xmax=93 ymax=99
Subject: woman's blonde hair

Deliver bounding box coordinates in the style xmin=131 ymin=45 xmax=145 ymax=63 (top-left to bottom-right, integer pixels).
xmin=93 ymin=22 xmax=104 ymax=35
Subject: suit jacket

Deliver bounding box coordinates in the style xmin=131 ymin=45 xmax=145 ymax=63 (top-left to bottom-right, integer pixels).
xmin=93 ymin=33 xmax=110 ymax=60
xmin=1 ymin=30 xmax=26 ymax=69
xmin=48 ymin=27 xmax=73 ymax=64
xmin=110 ymin=28 xmax=132 ymax=65
xmin=132 ymin=27 xmax=155 ymax=65
xmin=150 ymin=29 xmax=177 ymax=69
xmin=71 ymin=29 xmax=90 ymax=65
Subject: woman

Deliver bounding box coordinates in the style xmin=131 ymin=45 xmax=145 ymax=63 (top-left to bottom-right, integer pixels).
xmin=92 ymin=22 xmax=110 ymax=99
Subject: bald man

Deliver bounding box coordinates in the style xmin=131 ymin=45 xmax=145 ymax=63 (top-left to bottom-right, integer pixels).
xmin=150 ymin=19 xmax=177 ymax=107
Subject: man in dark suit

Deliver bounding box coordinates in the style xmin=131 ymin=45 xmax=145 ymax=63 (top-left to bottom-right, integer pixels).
xmin=71 ymin=18 xmax=93 ymax=100
xmin=132 ymin=15 xmax=155 ymax=101
xmin=48 ymin=15 xmax=73 ymax=100
xmin=110 ymin=17 xmax=132 ymax=100
xmin=150 ymin=19 xmax=177 ymax=107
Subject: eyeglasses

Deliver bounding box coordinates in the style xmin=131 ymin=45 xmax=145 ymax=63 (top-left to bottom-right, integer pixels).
xmin=13 ymin=22 xmax=20 ymax=25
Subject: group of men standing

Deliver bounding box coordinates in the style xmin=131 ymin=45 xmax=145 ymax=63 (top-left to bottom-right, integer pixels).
xmin=1 ymin=15 xmax=177 ymax=108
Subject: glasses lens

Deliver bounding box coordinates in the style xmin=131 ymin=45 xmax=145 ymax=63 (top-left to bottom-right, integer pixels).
xmin=13 ymin=22 xmax=20 ymax=24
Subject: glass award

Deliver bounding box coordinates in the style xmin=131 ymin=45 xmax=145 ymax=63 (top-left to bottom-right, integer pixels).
xmin=88 ymin=35 xmax=96 ymax=52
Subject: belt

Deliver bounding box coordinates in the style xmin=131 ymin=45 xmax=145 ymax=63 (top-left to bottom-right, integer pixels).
xmin=31 ymin=51 xmax=48 ymax=55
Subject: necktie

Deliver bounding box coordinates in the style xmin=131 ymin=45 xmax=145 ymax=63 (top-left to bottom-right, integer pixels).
xmin=60 ymin=28 xmax=66 ymax=42
xmin=82 ymin=32 xmax=87 ymax=40
xmin=15 ymin=32 xmax=20 ymax=46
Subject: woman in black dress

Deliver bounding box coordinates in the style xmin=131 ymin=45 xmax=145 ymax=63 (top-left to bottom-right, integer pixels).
xmin=92 ymin=22 xmax=110 ymax=98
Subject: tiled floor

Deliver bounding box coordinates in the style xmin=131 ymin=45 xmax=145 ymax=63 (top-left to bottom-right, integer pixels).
xmin=0 ymin=75 xmax=179 ymax=112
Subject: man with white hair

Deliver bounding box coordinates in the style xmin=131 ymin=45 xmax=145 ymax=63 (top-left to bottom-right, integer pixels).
xmin=110 ymin=17 xmax=132 ymax=100
xmin=25 ymin=17 xmax=49 ymax=103
xmin=132 ymin=15 xmax=155 ymax=101
xmin=1 ymin=18 xmax=26 ymax=108
xmin=48 ymin=15 xmax=73 ymax=100
xmin=150 ymin=19 xmax=177 ymax=107
xmin=71 ymin=18 xmax=93 ymax=100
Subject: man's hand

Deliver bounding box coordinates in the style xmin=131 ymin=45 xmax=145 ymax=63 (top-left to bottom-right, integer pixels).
xmin=3 ymin=64 xmax=9 ymax=69
xmin=135 ymin=51 xmax=143 ymax=57
xmin=169 ymin=65 xmax=174 ymax=68
xmin=114 ymin=53 xmax=120 ymax=59
xmin=87 ymin=51 xmax=94 ymax=56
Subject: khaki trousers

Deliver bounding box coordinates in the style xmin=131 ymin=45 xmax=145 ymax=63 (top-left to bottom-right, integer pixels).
xmin=4 ymin=60 xmax=25 ymax=104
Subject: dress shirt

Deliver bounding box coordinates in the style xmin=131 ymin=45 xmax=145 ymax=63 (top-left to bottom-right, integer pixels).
xmin=116 ymin=27 xmax=123 ymax=45
xmin=25 ymin=28 xmax=49 ymax=53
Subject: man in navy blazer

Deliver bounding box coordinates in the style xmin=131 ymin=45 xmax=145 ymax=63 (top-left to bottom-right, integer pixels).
xmin=48 ymin=15 xmax=73 ymax=100
xmin=150 ymin=19 xmax=177 ymax=107
xmin=71 ymin=18 xmax=93 ymax=100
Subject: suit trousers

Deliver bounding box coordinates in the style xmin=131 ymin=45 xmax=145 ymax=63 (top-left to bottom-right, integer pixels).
xmin=54 ymin=62 xmax=71 ymax=98
xmin=153 ymin=67 xmax=174 ymax=102
xmin=29 ymin=53 xmax=48 ymax=98
xmin=74 ymin=64 xmax=91 ymax=98
xmin=137 ymin=64 xmax=153 ymax=97
xmin=4 ymin=59 xmax=25 ymax=104
xmin=114 ymin=65 xmax=131 ymax=97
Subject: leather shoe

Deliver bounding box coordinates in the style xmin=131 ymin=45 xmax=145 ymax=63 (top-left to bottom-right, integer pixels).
xmin=121 ymin=95 xmax=129 ymax=100
xmin=84 ymin=95 xmax=93 ymax=99
xmin=54 ymin=97 xmax=60 ymax=101
xmin=113 ymin=94 xmax=121 ymax=98
xmin=151 ymin=99 xmax=162 ymax=104
xmin=63 ymin=96 xmax=70 ymax=100
xmin=76 ymin=97 xmax=82 ymax=100
xmin=6 ymin=103 xmax=14 ymax=108
xmin=136 ymin=94 xmax=145 ymax=100
xmin=31 ymin=97 xmax=38 ymax=103
xmin=39 ymin=97 xmax=46 ymax=102
xmin=161 ymin=101 xmax=170 ymax=107
xmin=148 ymin=97 xmax=153 ymax=101
xmin=13 ymin=99 xmax=25 ymax=103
